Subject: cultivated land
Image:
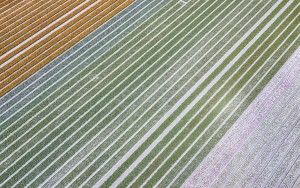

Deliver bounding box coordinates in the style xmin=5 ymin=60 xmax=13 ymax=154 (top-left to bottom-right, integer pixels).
xmin=0 ymin=0 xmax=133 ymax=96
xmin=184 ymin=48 xmax=300 ymax=188
xmin=0 ymin=0 xmax=300 ymax=187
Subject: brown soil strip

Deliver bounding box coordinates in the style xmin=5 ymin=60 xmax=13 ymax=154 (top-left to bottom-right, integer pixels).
xmin=0 ymin=0 xmax=67 ymax=33
xmin=0 ymin=0 xmax=133 ymax=96
xmin=0 ymin=0 xmax=22 ymax=15
xmin=0 ymin=0 xmax=30 ymax=24
xmin=0 ymin=0 xmax=83 ymax=53
xmin=0 ymin=0 xmax=14 ymax=7
xmin=0 ymin=0 xmax=112 ymax=77
xmin=0 ymin=0 xmax=102 ymax=68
